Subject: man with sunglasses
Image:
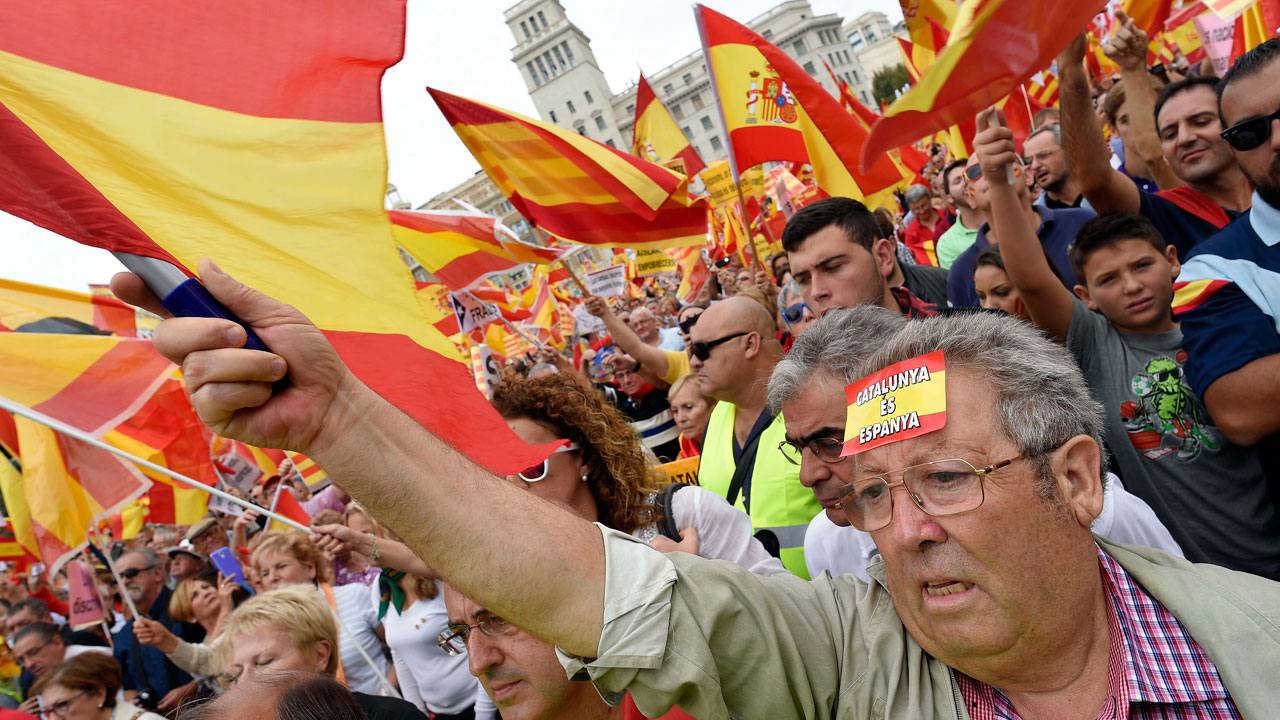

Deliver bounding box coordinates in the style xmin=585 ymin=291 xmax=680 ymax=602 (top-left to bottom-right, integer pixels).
xmin=687 ymin=296 xmax=821 ymax=577
xmin=1058 ymin=20 xmax=1251 ymax=261
xmin=112 ymin=549 xmax=203 ymax=714
xmin=583 ymin=295 xmax=698 ymax=391
xmin=1174 ymin=39 xmax=1280 ymax=496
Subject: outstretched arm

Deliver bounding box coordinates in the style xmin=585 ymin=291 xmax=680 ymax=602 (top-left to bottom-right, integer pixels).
xmin=584 ymin=294 xmax=670 ymax=379
xmin=113 ymin=261 xmax=605 ymax=657
xmin=1102 ymin=11 xmax=1182 ymax=191
xmin=1058 ymin=33 xmax=1141 ymax=213
xmin=976 ymin=109 xmax=1076 ymax=341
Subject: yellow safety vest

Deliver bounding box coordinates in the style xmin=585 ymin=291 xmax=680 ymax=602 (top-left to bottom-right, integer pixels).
xmin=697 ymin=401 xmax=822 ymax=578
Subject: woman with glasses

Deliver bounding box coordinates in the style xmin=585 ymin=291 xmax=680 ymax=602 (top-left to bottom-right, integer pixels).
xmin=666 ymin=374 xmax=716 ymax=460
xmin=775 ymin=279 xmax=815 ymax=347
xmin=31 ymin=652 xmax=163 ymax=720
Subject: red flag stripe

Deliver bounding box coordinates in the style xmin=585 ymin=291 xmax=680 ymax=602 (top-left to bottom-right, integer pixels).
xmin=1 ymin=3 xmax=405 ymax=122
xmin=33 ymin=340 xmax=174 ymax=436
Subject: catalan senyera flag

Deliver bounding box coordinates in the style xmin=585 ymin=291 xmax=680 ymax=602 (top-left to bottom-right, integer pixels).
xmin=697 ymin=5 xmax=905 ymax=200
xmin=1028 ymin=72 xmax=1060 ymax=108
xmin=390 ymin=209 xmax=567 ymax=292
xmin=8 ymin=417 xmax=149 ymax=574
xmin=633 ymin=73 xmax=706 ymax=177
xmin=1231 ymin=0 xmax=1280 ymax=58
xmin=284 ymin=451 xmax=329 ymax=489
xmin=0 ymin=333 xmax=174 ymax=437
xmin=102 ymin=378 xmax=217 ymax=526
xmin=430 ymin=89 xmax=707 ymax=249
xmin=0 ymin=278 xmax=145 ymax=336
xmin=0 ymin=2 xmax=553 ymax=475
xmin=863 ymin=0 xmax=1109 ymax=167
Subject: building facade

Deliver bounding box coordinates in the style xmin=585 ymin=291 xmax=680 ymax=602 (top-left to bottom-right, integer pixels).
xmin=845 ymin=11 xmax=910 ymax=82
xmin=423 ymin=0 xmax=882 ymax=238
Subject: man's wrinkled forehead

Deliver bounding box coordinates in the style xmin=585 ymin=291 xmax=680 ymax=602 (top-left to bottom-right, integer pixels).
xmin=442 ymin=585 xmax=484 ymax=625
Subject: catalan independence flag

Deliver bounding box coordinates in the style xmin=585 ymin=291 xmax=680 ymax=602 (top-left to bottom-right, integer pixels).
xmin=862 ymin=0 xmax=1108 ymax=167
xmin=632 ymin=73 xmax=706 ymax=177
xmin=695 ymin=5 xmax=907 ymax=204
xmin=390 ymin=209 xmax=567 ymax=292
xmin=0 ymin=2 xmax=553 ymax=475
xmin=430 ymin=88 xmax=707 ymax=249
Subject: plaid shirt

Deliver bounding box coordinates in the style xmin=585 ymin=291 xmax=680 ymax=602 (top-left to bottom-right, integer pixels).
xmin=955 ymin=547 xmax=1240 ymax=719
xmin=889 ymin=285 xmax=939 ymax=319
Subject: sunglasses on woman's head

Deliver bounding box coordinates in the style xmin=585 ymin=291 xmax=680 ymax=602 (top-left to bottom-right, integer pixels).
xmin=517 ymin=443 xmax=580 ymax=482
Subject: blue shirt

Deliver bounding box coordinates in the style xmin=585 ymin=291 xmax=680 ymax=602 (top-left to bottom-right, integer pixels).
xmin=113 ymin=586 xmax=204 ymax=696
xmin=1139 ymin=190 xmax=1239 ymax=260
xmin=947 ymin=205 xmax=1095 ymax=308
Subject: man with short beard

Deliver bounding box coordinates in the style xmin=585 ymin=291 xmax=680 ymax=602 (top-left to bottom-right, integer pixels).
xmin=1059 ymin=21 xmax=1252 ymax=259
xmin=112 ymin=549 xmax=204 ymax=713
xmin=1173 ymin=39 xmax=1280 ymax=495
xmin=1024 ymin=125 xmax=1088 ymax=209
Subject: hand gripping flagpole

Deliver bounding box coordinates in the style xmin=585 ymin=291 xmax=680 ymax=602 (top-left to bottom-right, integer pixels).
xmin=0 ymin=394 xmax=309 ymax=533
xmin=0 ymin=394 xmax=401 ymax=696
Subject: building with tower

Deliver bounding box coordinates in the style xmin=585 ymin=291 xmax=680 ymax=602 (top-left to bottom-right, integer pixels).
xmin=423 ymin=0 xmax=878 ymax=241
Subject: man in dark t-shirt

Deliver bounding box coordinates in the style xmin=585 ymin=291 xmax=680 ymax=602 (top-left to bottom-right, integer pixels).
xmin=603 ymin=356 xmax=680 ymax=462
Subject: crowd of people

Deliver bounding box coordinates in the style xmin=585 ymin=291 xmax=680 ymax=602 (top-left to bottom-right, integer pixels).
xmin=2 ymin=20 xmax=1278 ymax=720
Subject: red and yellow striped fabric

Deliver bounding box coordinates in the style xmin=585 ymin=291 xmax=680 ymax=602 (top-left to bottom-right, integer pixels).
xmin=415 ymin=282 xmax=462 ymax=340
xmin=391 ymin=209 xmax=566 ymax=292
xmin=1028 ymin=73 xmax=1061 ymax=108
xmin=102 ymin=379 xmax=217 ymax=526
xmin=1124 ymin=0 xmax=1175 ymax=34
xmin=632 ymin=73 xmax=706 ymax=177
xmin=696 ymin=5 xmax=906 ymax=201
xmin=900 ymin=0 xmax=959 ymax=55
xmin=5 ymin=417 xmax=148 ymax=574
xmin=1231 ymin=0 xmax=1280 ymax=60
xmin=430 ymin=88 xmax=706 ymax=249
xmin=0 ymin=333 xmax=173 ymax=437
xmin=0 ymin=2 xmax=553 ymax=475
xmin=863 ymin=0 xmax=1108 ymax=166
xmin=0 ymin=278 xmax=143 ymax=336
xmin=1171 ymin=278 xmax=1230 ymax=315
xmin=284 ymin=451 xmax=329 ymax=489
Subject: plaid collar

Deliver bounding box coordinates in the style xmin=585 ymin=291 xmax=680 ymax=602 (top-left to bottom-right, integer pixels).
xmin=889 ymin=285 xmax=939 ymax=319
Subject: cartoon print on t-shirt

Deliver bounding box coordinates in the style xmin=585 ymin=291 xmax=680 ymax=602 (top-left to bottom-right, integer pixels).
xmin=1120 ymin=352 xmax=1222 ymax=462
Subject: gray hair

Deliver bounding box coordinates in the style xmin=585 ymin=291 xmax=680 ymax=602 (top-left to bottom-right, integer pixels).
xmin=775 ymin=279 xmax=803 ymax=314
xmin=903 ymin=184 xmax=931 ymax=205
xmin=124 ymin=546 xmax=166 ymax=569
xmin=767 ymin=305 xmax=909 ymax=414
xmin=858 ymin=312 xmax=1108 ymax=493
xmin=1028 ymin=123 xmax=1062 ymax=147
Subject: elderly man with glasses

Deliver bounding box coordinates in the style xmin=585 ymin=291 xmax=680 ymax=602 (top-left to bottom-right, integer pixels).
xmin=11 ymin=623 xmax=112 ymax=716
xmin=115 ymin=260 xmax=1280 ymax=719
xmin=113 ymin=549 xmax=204 ymax=714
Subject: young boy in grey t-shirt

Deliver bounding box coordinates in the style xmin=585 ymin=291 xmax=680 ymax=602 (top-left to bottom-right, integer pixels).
xmin=975 ymin=114 xmax=1280 ymax=579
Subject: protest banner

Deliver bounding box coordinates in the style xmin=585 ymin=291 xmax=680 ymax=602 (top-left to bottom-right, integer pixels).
xmin=657 ymin=456 xmax=700 ymax=485
xmin=67 ymin=561 xmax=105 ymax=629
xmin=214 ymin=452 xmax=262 ymax=493
xmin=843 ymin=351 xmax=948 ymax=456
xmin=584 ymin=265 xmax=628 ymax=298
xmin=573 ymin=305 xmax=607 ymax=335
xmin=635 ymin=248 xmax=678 ymax=276
xmin=1193 ymin=12 xmax=1235 ymax=75
xmin=449 ymin=291 xmax=502 ymax=334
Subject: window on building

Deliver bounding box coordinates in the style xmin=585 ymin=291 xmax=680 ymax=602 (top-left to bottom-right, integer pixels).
xmin=537 ymin=10 xmax=548 ymax=28
xmin=552 ymin=46 xmax=567 ymax=70
xmin=793 ymin=38 xmax=806 ymax=55
xmin=851 ymin=69 xmax=859 ymax=83
xmin=595 ymin=115 xmax=606 ymax=130
xmin=762 ymin=29 xmax=773 ymax=40
xmin=567 ymin=100 xmax=576 ymax=114
xmin=691 ymin=93 xmax=705 ymax=109
xmin=663 ymin=83 xmax=674 ymax=95
xmin=625 ymin=103 xmax=634 ymax=115
xmin=527 ymin=62 xmax=542 ymax=87
xmin=529 ymin=16 xmax=537 ymax=32
xmin=584 ymin=90 xmax=593 ymax=104
xmin=606 ymin=138 xmax=616 ymax=148
xmin=550 ymin=110 xmax=558 ymax=123
xmin=672 ymin=103 xmax=685 ymax=120
xmin=682 ymin=125 xmax=693 ymax=139
xmin=700 ymin=115 xmax=713 ymax=130
xmin=860 ymin=90 xmax=871 ymax=104
xmin=803 ymin=61 xmax=816 ymax=75
xmin=561 ymin=41 xmax=575 ymax=65
xmin=682 ymin=72 xmax=694 ymax=85
xmin=534 ymin=57 xmax=550 ymax=83
xmin=709 ymin=135 xmax=723 ymax=151
xmin=575 ymin=124 xmax=586 ymax=136
xmin=520 ymin=21 xmax=530 ymax=39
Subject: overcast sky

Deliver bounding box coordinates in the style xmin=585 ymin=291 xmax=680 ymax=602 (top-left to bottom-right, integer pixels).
xmin=1 ymin=0 xmax=898 ymax=292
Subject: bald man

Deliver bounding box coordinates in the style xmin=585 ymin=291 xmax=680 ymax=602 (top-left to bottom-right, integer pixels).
xmin=627 ymin=307 xmax=684 ymax=352
xmin=688 ymin=297 xmax=821 ymax=577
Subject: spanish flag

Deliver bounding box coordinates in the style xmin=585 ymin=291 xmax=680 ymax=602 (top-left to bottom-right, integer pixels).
xmin=900 ymin=0 xmax=959 ymax=56
xmin=696 ymin=5 xmax=905 ymax=200
xmin=0 ymin=278 xmax=146 ymax=336
xmin=430 ymin=89 xmax=707 ymax=249
xmin=633 ymin=74 xmax=706 ymax=177
xmin=391 ymin=209 xmax=566 ymax=293
xmin=1231 ymin=0 xmax=1280 ymax=60
xmin=1171 ymin=278 xmax=1231 ymax=315
xmin=862 ymin=0 xmax=1109 ymax=168
xmin=415 ymin=282 xmax=462 ymax=340
xmin=0 ymin=2 xmax=553 ymax=475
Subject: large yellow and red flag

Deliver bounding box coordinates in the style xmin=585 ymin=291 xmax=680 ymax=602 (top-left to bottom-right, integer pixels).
xmin=862 ymin=0 xmax=1109 ymax=167
xmin=900 ymin=0 xmax=959 ymax=53
xmin=632 ymin=73 xmax=706 ymax=177
xmin=0 ymin=2 xmax=552 ymax=474
xmin=430 ymin=89 xmax=707 ymax=249
xmin=390 ymin=209 xmax=567 ymax=292
xmin=6 ymin=417 xmax=149 ymax=574
xmin=1230 ymin=0 xmax=1280 ymax=58
xmin=696 ymin=5 xmax=905 ymax=201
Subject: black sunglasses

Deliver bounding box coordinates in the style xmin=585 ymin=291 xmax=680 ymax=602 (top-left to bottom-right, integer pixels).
xmin=690 ymin=332 xmax=747 ymax=361
xmin=120 ymin=564 xmax=159 ymax=580
xmin=964 ymin=164 xmax=983 ymax=181
xmin=678 ymin=311 xmax=702 ymax=334
xmin=1221 ymin=107 xmax=1280 ymax=151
